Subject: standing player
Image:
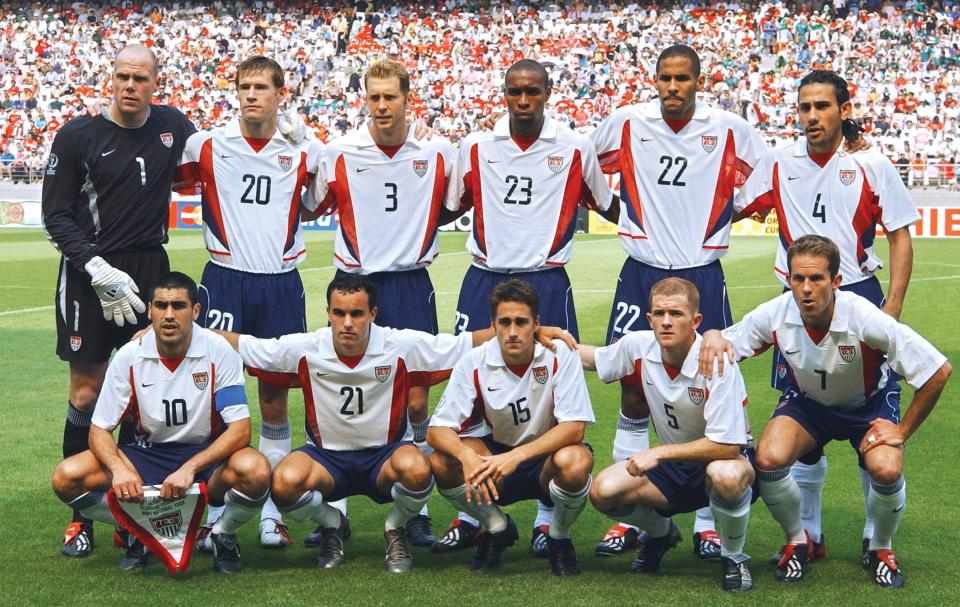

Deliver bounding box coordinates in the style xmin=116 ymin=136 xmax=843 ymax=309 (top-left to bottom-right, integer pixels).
xmin=580 ymin=278 xmax=757 ymax=593
xmin=309 ymin=59 xmax=458 ymax=546
xmin=42 ymin=45 xmax=196 ymax=557
xmin=587 ymin=44 xmax=767 ymax=560
xmin=439 ymin=58 xmax=614 ymax=555
xmin=428 ymin=280 xmax=595 ymax=576
xmin=175 ymin=56 xmax=323 ymax=550
xmin=700 ymin=235 xmax=951 ymax=587
xmin=735 ymin=70 xmax=920 ymax=561
xmin=50 ymin=272 xmax=272 ymax=574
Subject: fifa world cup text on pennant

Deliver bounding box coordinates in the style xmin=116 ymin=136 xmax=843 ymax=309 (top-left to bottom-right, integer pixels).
xmin=107 ymin=483 xmax=208 ymax=576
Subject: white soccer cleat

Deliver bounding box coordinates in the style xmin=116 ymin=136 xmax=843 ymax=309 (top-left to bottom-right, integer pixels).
xmin=259 ymin=518 xmax=291 ymax=549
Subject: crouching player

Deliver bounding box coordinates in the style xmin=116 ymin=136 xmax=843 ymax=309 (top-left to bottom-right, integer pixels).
xmin=428 ymin=280 xmax=595 ymax=576
xmin=51 ymin=272 xmax=271 ymax=574
xmin=581 ymin=278 xmax=757 ymax=592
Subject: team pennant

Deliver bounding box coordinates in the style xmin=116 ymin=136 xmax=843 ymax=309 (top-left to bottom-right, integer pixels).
xmin=107 ymin=483 xmax=208 ymax=576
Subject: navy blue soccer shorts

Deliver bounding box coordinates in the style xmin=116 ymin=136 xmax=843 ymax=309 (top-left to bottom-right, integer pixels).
xmin=454 ymin=265 xmax=579 ymax=339
xmin=606 ymin=258 xmax=730 ymax=345
xmin=336 ymin=268 xmax=438 ymax=334
xmin=119 ymin=442 xmax=216 ymax=486
xmin=479 ymin=436 xmax=554 ymax=506
xmin=296 ymin=442 xmax=411 ymax=503
xmin=198 ymin=262 xmax=306 ymax=338
xmin=647 ymin=448 xmax=759 ymax=518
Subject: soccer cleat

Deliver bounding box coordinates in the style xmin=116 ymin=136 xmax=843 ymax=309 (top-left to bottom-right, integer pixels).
xmin=631 ymin=520 xmax=681 ymax=573
xmin=545 ymin=535 xmax=581 ymax=576
xmin=259 ymin=518 xmax=291 ymax=549
xmin=693 ymin=530 xmax=722 ymax=561
xmin=530 ymin=525 xmax=550 ymax=559
xmin=721 ymin=555 xmax=753 ymax=593
xmin=404 ymin=514 xmax=436 ymax=547
xmin=867 ymin=549 xmax=905 ymax=588
xmin=315 ymin=511 xmax=350 ymax=569
xmin=595 ymin=523 xmax=642 ymax=557
xmin=469 ymin=515 xmax=518 ymax=572
xmin=432 ymin=518 xmax=484 ymax=554
xmin=384 ymin=527 xmax=414 ymax=574
xmin=196 ymin=522 xmax=215 ymax=553
xmin=774 ymin=537 xmax=811 ymax=582
xmin=304 ymin=516 xmax=352 ymax=548
xmin=118 ymin=537 xmax=149 ymax=571
xmin=862 ymin=538 xmax=871 ymax=570
xmin=211 ymin=532 xmax=241 ymax=574
xmin=62 ymin=522 xmax=93 ymax=558
xmin=113 ymin=527 xmax=130 ymax=549
xmin=770 ymin=532 xmax=826 ymax=565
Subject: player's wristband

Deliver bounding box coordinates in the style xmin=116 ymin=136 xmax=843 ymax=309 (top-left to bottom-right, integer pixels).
xmin=84 ymin=256 xmax=110 ymax=277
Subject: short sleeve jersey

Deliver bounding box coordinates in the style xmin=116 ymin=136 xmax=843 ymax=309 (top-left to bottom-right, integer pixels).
xmin=313 ymin=124 xmax=457 ymax=274
xmin=239 ymin=325 xmax=473 ymax=451
xmin=722 ymin=290 xmax=948 ymax=408
xmin=735 ymin=144 xmax=920 ymax=286
xmin=91 ymin=326 xmax=249 ymax=445
xmin=594 ymin=331 xmax=751 ymax=446
xmin=591 ymin=101 xmax=767 ymax=269
xmin=176 ymin=120 xmax=324 ymax=274
xmin=448 ymin=114 xmax=613 ymax=272
xmin=431 ymin=340 xmax=595 ymax=447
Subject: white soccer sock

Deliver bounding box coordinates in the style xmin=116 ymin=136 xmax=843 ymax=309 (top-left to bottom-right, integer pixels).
xmin=613 ymin=413 xmax=650 ymax=462
xmin=693 ymin=507 xmax=715 ymax=533
xmin=258 ymin=421 xmax=290 ymax=524
xmin=457 ymin=512 xmax=481 ymax=527
xmin=792 ymin=456 xmax=827 ymax=543
xmin=859 ymin=467 xmax=876 ymax=540
xmin=385 ymin=481 xmax=434 ymax=531
xmin=69 ymin=491 xmax=117 ymax=525
xmin=214 ymin=488 xmax=269 ymax=535
xmin=439 ymin=484 xmax=508 ymax=533
xmin=547 ymin=477 xmax=591 ymax=539
xmin=710 ymin=487 xmax=752 ymax=557
xmin=757 ymin=467 xmax=806 ymax=544
xmin=206 ymin=505 xmax=225 ymax=526
xmin=534 ymin=500 xmax=554 ymax=528
xmin=329 ymin=498 xmax=348 ymax=517
xmin=281 ymin=491 xmax=342 ymax=529
xmin=617 ymin=503 xmax=672 ymax=538
xmin=867 ymin=476 xmax=906 ymax=551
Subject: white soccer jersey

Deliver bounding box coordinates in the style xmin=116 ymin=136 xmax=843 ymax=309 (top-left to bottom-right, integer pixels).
xmin=447 ymin=114 xmax=613 ymax=272
xmin=431 ymin=340 xmax=594 ymax=447
xmin=313 ymin=124 xmax=457 ymax=273
xmin=595 ymin=332 xmax=751 ymax=446
xmin=176 ymin=120 xmax=324 ymax=273
xmin=591 ymin=101 xmax=767 ymax=269
xmin=723 ymin=290 xmax=948 ymax=408
xmin=92 ymin=326 xmax=249 ymax=445
xmin=239 ymin=325 xmax=473 ymax=451
xmin=735 ymin=144 xmax=920 ymax=286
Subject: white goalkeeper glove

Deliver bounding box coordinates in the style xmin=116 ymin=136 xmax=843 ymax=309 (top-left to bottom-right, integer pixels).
xmin=84 ymin=256 xmax=146 ymax=327
xmin=277 ymin=109 xmax=308 ymax=144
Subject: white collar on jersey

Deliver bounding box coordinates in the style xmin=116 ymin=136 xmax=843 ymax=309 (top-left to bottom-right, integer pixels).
xmin=642 ymin=331 xmax=701 ymax=379
xmin=481 ymin=338 xmax=548 ymax=368
xmin=783 ymin=290 xmax=851 ymax=332
xmin=639 ymin=99 xmax=712 ymax=122
xmin=317 ymin=323 xmax=388 ymax=360
xmin=791 ymin=139 xmax=853 ymax=159
xmin=350 ymin=121 xmax=424 ymax=149
xmin=137 ymin=323 xmax=210 ymax=359
xmin=224 ymin=118 xmax=289 ymax=142
xmin=492 ymin=113 xmax=559 ymax=140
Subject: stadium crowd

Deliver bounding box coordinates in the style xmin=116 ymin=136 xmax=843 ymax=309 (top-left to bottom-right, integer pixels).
xmin=1 ymin=0 xmax=958 ymax=187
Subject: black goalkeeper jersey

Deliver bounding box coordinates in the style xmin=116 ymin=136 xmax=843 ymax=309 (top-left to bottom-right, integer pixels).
xmin=41 ymin=105 xmax=196 ymax=268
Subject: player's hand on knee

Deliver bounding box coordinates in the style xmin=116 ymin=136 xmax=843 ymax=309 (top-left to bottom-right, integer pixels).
xmin=113 ymin=468 xmax=145 ymax=503
xmin=278 ymin=109 xmax=308 ymax=144
xmin=160 ymin=467 xmax=196 ymax=501
xmin=473 ymin=453 xmax=519 ymax=488
xmin=626 ymin=449 xmax=661 ymax=477
xmin=536 ymin=326 xmax=578 ymax=351
xmin=859 ymin=418 xmax=905 ymax=454
xmin=698 ymin=330 xmax=733 ymax=378
xmin=85 ymin=256 xmax=146 ymax=326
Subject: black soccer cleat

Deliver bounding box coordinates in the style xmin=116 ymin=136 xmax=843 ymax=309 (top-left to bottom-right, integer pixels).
xmin=631 ymin=520 xmax=681 ymax=573
xmin=530 ymin=524 xmax=550 ymax=559
xmin=404 ymin=514 xmax=436 ymax=547
xmin=867 ymin=549 xmax=905 ymax=588
xmin=62 ymin=522 xmax=93 ymax=558
xmin=384 ymin=527 xmax=414 ymax=574
xmin=774 ymin=539 xmax=810 ymax=582
xmin=770 ymin=532 xmax=825 ymax=565
xmin=693 ymin=530 xmax=722 ymax=562
xmin=721 ymin=555 xmax=753 ymax=593
xmin=546 ymin=535 xmax=581 ymax=577
xmin=305 ymin=512 xmax=352 ymax=549
xmin=315 ymin=511 xmax=350 ymax=569
xmin=862 ymin=538 xmax=871 ymax=570
xmin=211 ymin=532 xmax=241 ymax=574
xmin=433 ymin=518 xmax=484 ymax=554
xmin=469 ymin=515 xmax=518 ymax=572
xmin=595 ymin=523 xmax=642 ymax=557
xmin=118 ymin=537 xmax=150 ymax=571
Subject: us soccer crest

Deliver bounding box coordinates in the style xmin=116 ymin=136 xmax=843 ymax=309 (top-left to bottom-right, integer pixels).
xmin=412 ymin=159 xmax=429 ymax=177
xmin=160 ymin=132 xmax=174 ymax=148
xmin=278 ymin=155 xmax=293 ymax=171
xmin=533 ymin=366 xmax=548 ymax=384
xmin=838 ymin=345 xmax=857 ymax=362
xmin=547 ymin=155 xmax=564 ymax=173
xmin=688 ymin=387 xmax=705 ymax=405
xmin=152 ymin=512 xmax=183 ymax=539
xmin=192 ymin=372 xmax=209 ymax=390
xmin=376 ymin=365 xmax=392 ymax=383
xmin=70 ymin=335 xmax=82 ymax=352
xmin=702 ymin=135 xmax=718 ymax=152
xmin=839 ymin=169 xmax=856 ymax=185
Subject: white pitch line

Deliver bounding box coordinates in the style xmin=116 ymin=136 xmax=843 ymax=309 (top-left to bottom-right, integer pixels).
xmin=0 ymin=305 xmax=54 ymax=317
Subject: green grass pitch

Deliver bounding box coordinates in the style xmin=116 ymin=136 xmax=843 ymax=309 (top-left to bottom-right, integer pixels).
xmin=1 ymin=229 xmax=958 ymax=605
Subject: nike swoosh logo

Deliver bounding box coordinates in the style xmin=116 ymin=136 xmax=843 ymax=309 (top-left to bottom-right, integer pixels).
xmin=141 ymin=382 xmax=156 ymax=387
xmin=355 ymin=167 xmax=369 ymax=172
xmin=486 ymin=386 xmax=500 ymax=391
xmin=728 ymin=533 xmax=745 ymax=540
xmin=486 ymin=159 xmax=499 ymax=164
xmin=787 ymin=176 xmax=801 ymax=181
xmin=893 ymin=504 xmax=905 ymax=512
xmin=640 ymin=137 xmax=653 ymax=142
xmin=645 ymin=379 xmax=654 ymax=385
xmin=219 ymin=154 xmax=234 ymax=159
xmin=316 ymin=371 xmax=328 ymax=378
xmin=785 ymin=350 xmax=799 ymax=355
xmin=101 ymin=149 xmax=116 ymax=157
